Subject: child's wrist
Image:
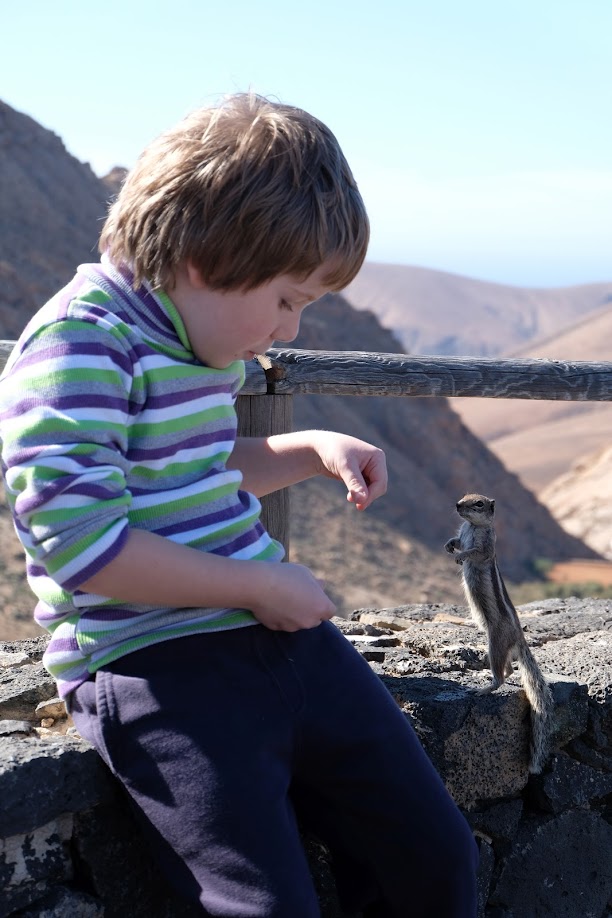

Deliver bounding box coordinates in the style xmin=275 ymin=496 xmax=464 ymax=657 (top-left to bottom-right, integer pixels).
xmin=304 ymin=429 xmax=331 ymax=477
xmin=227 ymin=556 xmax=277 ymax=609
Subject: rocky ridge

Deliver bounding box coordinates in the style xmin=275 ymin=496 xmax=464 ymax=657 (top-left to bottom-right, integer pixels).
xmin=344 ymin=260 xmax=612 ymax=358
xmin=0 ymin=101 xmax=110 ymax=338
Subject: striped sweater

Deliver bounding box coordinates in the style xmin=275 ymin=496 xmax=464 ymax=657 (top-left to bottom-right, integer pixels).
xmin=0 ymin=261 xmax=284 ymax=697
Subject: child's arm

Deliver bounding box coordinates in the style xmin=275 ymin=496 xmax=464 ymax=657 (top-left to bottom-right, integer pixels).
xmin=78 ymin=528 xmax=336 ymax=630
xmin=1 ymin=323 xmax=383 ymax=631
xmin=79 ymin=428 xmax=388 ymax=625
xmin=229 ymin=430 xmax=388 ymax=511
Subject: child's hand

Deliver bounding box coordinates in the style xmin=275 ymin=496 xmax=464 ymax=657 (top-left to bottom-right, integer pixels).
xmin=312 ymin=432 xmax=388 ymax=511
xmin=249 ymin=561 xmax=337 ymax=631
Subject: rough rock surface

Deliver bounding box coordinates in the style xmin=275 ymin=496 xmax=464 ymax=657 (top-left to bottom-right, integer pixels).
xmin=1 ymin=598 xmax=611 ymax=917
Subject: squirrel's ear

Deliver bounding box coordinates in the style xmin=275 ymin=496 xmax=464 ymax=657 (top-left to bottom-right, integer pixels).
xmin=490 ymin=500 xmax=495 ymax=514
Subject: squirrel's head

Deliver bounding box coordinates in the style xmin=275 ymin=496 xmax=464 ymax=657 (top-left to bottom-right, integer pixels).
xmin=456 ymin=493 xmax=495 ymax=525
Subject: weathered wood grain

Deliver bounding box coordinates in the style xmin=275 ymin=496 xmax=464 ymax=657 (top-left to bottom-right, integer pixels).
xmin=257 ymin=348 xmax=612 ymax=400
xmin=3 ymin=340 xmax=612 ymax=401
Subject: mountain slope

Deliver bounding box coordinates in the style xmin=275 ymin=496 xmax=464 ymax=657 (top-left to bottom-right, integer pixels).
xmin=0 ymin=100 xmax=111 ymax=337
xmin=289 ymin=295 xmax=598 ymax=589
xmin=344 ymin=261 xmax=612 ymax=358
xmin=540 ymin=445 xmax=612 ymax=559
xmin=453 ymin=306 xmax=612 ymax=491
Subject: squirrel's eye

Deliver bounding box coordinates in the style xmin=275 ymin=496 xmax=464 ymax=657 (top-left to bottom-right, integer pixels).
xmin=474 ymin=501 xmax=484 ymax=508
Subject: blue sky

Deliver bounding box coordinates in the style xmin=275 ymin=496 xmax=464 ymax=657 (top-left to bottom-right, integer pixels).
xmin=3 ymin=0 xmax=612 ymax=287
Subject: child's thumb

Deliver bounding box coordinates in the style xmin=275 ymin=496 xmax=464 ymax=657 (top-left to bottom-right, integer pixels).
xmin=343 ymin=471 xmax=368 ymax=504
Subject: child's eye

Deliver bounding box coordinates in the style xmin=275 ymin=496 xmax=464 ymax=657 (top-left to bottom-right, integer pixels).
xmin=279 ymin=298 xmax=294 ymax=311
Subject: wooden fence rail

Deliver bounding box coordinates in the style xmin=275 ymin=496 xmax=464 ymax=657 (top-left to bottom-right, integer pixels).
xmin=3 ymin=341 xmax=612 ymax=400
xmin=3 ymin=341 xmax=612 ymax=551
xmin=244 ymin=348 xmax=612 ymax=400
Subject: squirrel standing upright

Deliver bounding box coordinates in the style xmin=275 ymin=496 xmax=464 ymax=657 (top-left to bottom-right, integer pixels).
xmin=445 ymin=493 xmax=554 ymax=774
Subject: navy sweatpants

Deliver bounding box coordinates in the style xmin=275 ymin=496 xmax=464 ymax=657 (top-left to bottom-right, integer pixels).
xmin=69 ymin=622 xmax=478 ymax=917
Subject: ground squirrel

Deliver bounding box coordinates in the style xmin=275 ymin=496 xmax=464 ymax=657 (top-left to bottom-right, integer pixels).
xmin=444 ymin=493 xmax=554 ymax=774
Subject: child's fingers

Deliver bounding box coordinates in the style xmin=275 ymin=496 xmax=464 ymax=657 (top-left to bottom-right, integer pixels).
xmin=343 ymin=475 xmax=368 ymax=508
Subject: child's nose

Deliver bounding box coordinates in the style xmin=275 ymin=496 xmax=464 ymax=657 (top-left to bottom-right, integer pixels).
xmin=275 ymin=313 xmax=302 ymax=343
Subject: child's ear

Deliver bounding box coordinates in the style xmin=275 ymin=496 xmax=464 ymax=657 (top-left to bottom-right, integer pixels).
xmin=185 ymin=261 xmax=207 ymax=289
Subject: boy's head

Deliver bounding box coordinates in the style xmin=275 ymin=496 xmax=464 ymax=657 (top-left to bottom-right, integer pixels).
xmin=100 ymin=93 xmax=369 ymax=293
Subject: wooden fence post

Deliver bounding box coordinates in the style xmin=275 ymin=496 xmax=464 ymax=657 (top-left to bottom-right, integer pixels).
xmin=236 ymin=393 xmax=293 ymax=557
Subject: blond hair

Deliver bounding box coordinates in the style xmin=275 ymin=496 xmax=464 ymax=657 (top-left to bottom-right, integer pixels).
xmin=100 ymin=93 xmax=369 ymax=291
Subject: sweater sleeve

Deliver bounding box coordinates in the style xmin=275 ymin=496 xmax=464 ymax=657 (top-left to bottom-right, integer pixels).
xmin=0 ymin=319 xmax=136 ymax=591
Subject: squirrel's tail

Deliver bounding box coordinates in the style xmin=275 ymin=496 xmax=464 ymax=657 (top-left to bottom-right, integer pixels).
xmin=516 ymin=643 xmax=554 ymax=774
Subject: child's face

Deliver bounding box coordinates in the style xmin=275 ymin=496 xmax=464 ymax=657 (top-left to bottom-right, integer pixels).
xmin=170 ymin=263 xmax=332 ymax=369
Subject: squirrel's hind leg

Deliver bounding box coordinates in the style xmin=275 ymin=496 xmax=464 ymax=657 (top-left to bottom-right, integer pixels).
xmin=478 ymin=636 xmax=511 ymax=694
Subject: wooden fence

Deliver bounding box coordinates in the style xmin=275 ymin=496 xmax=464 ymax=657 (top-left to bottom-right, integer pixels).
xmin=238 ymin=347 xmax=612 ymax=551
xmin=2 ymin=340 xmax=612 ymax=552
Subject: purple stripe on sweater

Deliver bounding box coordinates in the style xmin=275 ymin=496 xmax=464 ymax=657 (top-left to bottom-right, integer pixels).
xmin=8 ymin=393 xmax=130 ymax=416
xmin=141 ymin=384 xmax=235 ymax=409
xmin=210 ymin=525 xmax=265 ymax=557
xmin=61 ymin=525 xmax=129 ymax=591
xmin=16 ymin=478 xmax=126 ymax=515
xmin=85 ymin=301 xmax=130 ymax=323
xmin=87 ymin=270 xmax=167 ymax=336
xmin=27 ymin=563 xmax=48 ymax=578
xmin=9 ymin=337 xmax=134 ymax=377
xmin=46 ymin=634 xmax=80 ymax=653
xmin=84 ymin=266 xmax=176 ymax=341
xmin=154 ymin=501 xmax=246 ymax=538
xmin=127 ymin=427 xmax=235 ymax=462
xmin=114 ymin=263 xmax=177 ymax=332
xmin=6 ymin=447 xmax=124 ymax=469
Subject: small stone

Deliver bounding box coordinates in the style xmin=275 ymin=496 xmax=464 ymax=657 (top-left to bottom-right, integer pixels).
xmin=361 ymin=649 xmax=386 ymax=662
xmin=0 ymin=719 xmax=35 ymax=736
xmin=41 ymin=717 xmax=55 ymax=728
xmin=0 ymin=650 xmax=30 ymax=667
xmin=35 ymin=697 xmax=67 ymax=719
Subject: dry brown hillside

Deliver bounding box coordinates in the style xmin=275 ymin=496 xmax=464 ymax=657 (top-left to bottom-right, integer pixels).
xmin=344 ymin=261 xmax=612 ymax=358
xmin=0 ymin=100 xmax=112 ymax=337
xmin=540 ymin=444 xmax=612 ymax=559
xmin=453 ymin=305 xmax=612 ymax=492
xmin=289 ymin=295 xmax=598 ymax=591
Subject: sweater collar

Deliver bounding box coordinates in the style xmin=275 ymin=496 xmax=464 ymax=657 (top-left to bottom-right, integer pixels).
xmin=79 ymin=259 xmax=195 ymax=361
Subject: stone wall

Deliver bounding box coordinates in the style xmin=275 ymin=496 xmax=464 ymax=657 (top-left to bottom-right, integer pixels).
xmin=1 ymin=598 xmax=611 ymax=917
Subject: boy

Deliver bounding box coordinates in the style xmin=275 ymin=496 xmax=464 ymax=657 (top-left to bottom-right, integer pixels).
xmin=0 ymin=93 xmax=478 ymax=916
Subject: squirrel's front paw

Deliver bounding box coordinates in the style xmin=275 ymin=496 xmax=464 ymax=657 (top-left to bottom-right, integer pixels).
xmin=455 ymin=557 xmax=463 ymax=565
xmin=444 ymin=539 xmax=456 ymax=554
